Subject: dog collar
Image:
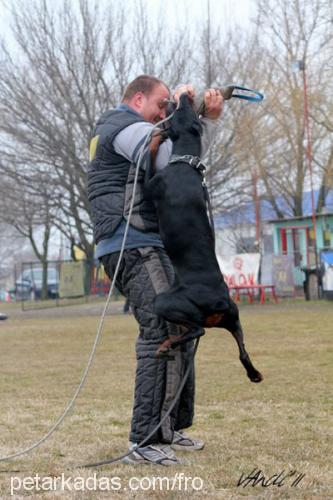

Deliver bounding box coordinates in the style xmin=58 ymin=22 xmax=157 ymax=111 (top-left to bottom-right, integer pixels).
xmin=169 ymin=154 xmax=207 ymax=173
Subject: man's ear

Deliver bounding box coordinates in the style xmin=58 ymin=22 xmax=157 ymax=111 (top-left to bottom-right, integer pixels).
xmin=132 ymin=92 xmax=145 ymax=108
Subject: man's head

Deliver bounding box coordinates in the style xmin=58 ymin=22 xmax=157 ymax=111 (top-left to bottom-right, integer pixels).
xmin=122 ymin=75 xmax=170 ymax=124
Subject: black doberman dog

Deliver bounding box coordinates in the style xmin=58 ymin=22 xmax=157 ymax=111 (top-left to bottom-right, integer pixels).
xmin=146 ymin=93 xmax=262 ymax=383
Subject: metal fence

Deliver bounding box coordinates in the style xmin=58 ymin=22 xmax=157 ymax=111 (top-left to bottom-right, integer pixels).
xmin=15 ymin=260 xmax=120 ymax=311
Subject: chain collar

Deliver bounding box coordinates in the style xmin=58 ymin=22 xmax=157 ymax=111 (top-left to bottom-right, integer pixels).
xmin=169 ymin=154 xmax=207 ymax=174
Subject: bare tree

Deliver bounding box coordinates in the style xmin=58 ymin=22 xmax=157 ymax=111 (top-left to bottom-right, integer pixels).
xmin=2 ymin=0 xmax=331 ymax=272
xmin=0 ymin=0 xmax=192 ymax=268
xmin=197 ymin=21 xmax=269 ymax=214
xmin=200 ymin=0 xmax=333 ymax=221
xmin=0 ymin=224 xmax=29 ymax=273
xmin=0 ymin=164 xmax=56 ymax=298
xmin=251 ymin=0 xmax=333 ymax=217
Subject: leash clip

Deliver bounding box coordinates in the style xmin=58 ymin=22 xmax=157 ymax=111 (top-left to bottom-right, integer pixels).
xmin=188 ymin=156 xmax=206 ymax=172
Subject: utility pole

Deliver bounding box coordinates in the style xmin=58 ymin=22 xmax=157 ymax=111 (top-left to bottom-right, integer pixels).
xmin=293 ymin=59 xmax=320 ymax=298
xmin=252 ymin=169 xmax=261 ymax=252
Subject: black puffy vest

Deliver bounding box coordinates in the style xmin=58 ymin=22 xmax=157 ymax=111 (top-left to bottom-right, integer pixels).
xmin=87 ymin=108 xmax=159 ymax=244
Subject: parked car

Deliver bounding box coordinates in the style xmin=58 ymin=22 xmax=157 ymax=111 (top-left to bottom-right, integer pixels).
xmin=15 ymin=266 xmax=59 ymax=300
xmin=0 ymin=289 xmax=12 ymax=302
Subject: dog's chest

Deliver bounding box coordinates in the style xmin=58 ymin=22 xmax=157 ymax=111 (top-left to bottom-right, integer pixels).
xmin=157 ymin=164 xmax=205 ymax=205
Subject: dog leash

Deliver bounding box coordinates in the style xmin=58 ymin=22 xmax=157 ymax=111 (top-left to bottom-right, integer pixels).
xmin=0 ymin=111 xmax=203 ymax=472
xmin=0 ymin=112 xmax=180 ymax=468
xmin=0 ymin=85 xmax=263 ymax=469
xmin=78 ymin=338 xmax=200 ymax=468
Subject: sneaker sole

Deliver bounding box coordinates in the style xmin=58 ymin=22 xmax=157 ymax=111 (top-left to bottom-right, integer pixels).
xmin=171 ymin=443 xmax=205 ymax=451
xmin=122 ymin=454 xmax=178 ymax=466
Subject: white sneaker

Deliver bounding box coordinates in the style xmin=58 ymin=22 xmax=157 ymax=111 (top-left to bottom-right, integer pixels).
xmin=122 ymin=442 xmax=179 ymax=466
xmin=171 ymin=430 xmax=205 ymax=451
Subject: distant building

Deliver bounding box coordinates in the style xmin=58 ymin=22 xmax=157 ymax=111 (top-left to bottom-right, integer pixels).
xmin=214 ymin=190 xmax=333 ymax=258
xmin=214 ymin=190 xmax=333 ymax=292
xmin=269 ymin=211 xmax=333 ymax=287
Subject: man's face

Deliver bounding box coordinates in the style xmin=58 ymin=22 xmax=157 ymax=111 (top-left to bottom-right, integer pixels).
xmin=140 ymin=84 xmax=170 ymax=124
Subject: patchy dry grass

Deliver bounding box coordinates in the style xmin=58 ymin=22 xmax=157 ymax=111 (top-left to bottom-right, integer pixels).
xmin=0 ymin=300 xmax=332 ymax=499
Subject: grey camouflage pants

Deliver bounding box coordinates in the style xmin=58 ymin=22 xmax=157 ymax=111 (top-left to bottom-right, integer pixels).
xmin=101 ymin=246 xmax=195 ymax=444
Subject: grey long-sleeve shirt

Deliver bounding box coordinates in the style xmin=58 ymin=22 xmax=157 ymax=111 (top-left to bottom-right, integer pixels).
xmin=96 ymin=104 xmax=221 ymax=258
xmin=113 ymin=109 xmax=221 ymax=170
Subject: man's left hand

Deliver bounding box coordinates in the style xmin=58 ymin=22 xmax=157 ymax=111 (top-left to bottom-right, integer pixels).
xmin=203 ymin=88 xmax=223 ymax=120
xmin=149 ymin=132 xmax=164 ymax=159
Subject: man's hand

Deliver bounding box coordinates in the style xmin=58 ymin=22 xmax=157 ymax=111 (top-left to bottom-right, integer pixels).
xmin=203 ymin=88 xmax=223 ymax=120
xmin=173 ymin=84 xmax=195 ymax=104
xmin=149 ymin=131 xmax=164 ymax=159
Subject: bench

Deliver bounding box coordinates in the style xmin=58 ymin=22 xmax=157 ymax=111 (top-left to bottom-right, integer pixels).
xmin=229 ymin=284 xmax=278 ymax=305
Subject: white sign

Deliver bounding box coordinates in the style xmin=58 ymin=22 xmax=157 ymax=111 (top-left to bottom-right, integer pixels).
xmin=59 ymin=261 xmax=85 ymax=298
xmin=322 ymin=263 xmax=333 ymax=291
xmin=321 ymin=250 xmax=333 ymax=292
xmin=217 ymin=253 xmax=261 ymax=287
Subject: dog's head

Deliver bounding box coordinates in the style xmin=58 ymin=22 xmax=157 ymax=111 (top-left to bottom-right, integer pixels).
xmin=167 ymin=93 xmax=202 ymax=141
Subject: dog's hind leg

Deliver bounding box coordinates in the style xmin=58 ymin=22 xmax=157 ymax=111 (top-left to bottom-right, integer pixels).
xmin=217 ymin=303 xmax=263 ymax=383
xmin=227 ymin=319 xmax=263 ymax=383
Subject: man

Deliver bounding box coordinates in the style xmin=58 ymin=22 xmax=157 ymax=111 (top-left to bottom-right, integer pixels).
xmin=87 ymin=75 xmax=223 ymax=465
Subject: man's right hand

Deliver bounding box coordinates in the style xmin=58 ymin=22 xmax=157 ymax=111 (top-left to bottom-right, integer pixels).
xmin=203 ymin=88 xmax=223 ymax=120
xmin=173 ymin=84 xmax=195 ymax=104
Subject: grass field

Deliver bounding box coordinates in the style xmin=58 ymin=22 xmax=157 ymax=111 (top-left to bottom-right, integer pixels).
xmin=0 ymin=300 xmax=332 ymax=499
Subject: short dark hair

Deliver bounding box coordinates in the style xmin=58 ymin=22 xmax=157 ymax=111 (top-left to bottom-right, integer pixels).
xmin=122 ymin=75 xmax=168 ymax=101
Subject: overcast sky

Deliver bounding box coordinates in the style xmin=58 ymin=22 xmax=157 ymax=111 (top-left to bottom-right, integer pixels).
xmin=138 ymin=0 xmax=255 ymax=27
xmin=0 ymin=0 xmax=256 ymax=43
